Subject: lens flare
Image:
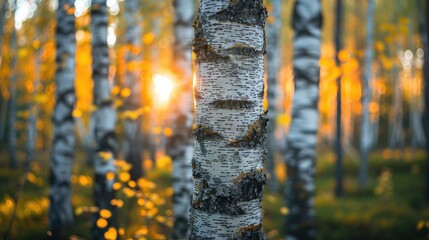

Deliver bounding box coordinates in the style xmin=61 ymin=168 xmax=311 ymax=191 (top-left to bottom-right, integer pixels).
xmin=153 ymin=74 xmax=174 ymax=106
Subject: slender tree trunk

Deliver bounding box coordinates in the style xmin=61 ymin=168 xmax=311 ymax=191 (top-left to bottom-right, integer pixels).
xmin=359 ymin=0 xmax=375 ymax=188
xmin=389 ymin=8 xmax=404 ymax=156
xmin=418 ymin=0 xmax=429 ymax=201
xmin=0 ymin=0 xmax=6 ymax=56
xmin=48 ymin=0 xmax=76 ymax=238
xmin=425 ymin=0 xmax=429 ymax=201
xmin=190 ymin=1 xmax=267 ymax=238
xmin=0 ymin=0 xmax=8 ymax=143
xmin=25 ymin=46 xmax=41 ymax=167
xmin=168 ymin=0 xmax=194 ymax=238
xmin=285 ymin=1 xmax=322 ymax=239
xmin=334 ymin=0 xmax=343 ymax=197
xmin=8 ymin=1 xmax=18 ymax=168
xmin=91 ymin=1 xmax=117 ymax=238
xmin=266 ymin=0 xmax=281 ymax=192
xmin=124 ymin=0 xmax=143 ymax=181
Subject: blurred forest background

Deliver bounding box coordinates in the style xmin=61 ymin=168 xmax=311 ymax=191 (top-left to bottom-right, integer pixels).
xmin=0 ymin=0 xmax=428 ymax=239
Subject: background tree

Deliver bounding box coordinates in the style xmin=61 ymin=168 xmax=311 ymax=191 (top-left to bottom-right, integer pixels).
xmin=123 ymin=0 xmax=143 ymax=181
xmin=91 ymin=0 xmax=117 ymax=238
xmin=359 ymin=0 xmax=375 ymax=188
xmin=285 ymin=0 xmax=322 ymax=239
xmin=48 ymin=0 xmax=76 ymax=238
xmin=334 ymin=0 xmax=343 ymax=197
xmin=0 ymin=0 xmax=8 ymax=142
xmin=418 ymin=0 xmax=429 ymax=201
xmin=266 ymin=0 xmax=281 ymax=192
xmin=8 ymin=0 xmax=17 ymax=169
xmin=167 ymin=0 xmax=194 ymax=238
xmin=190 ymin=0 xmax=268 ymax=238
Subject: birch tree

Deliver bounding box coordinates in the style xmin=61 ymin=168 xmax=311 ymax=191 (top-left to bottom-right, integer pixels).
xmin=418 ymin=0 xmax=429 ymax=201
xmin=334 ymin=0 xmax=343 ymax=197
xmin=285 ymin=0 xmax=322 ymax=239
xmin=266 ymin=0 xmax=281 ymax=192
xmin=190 ymin=0 xmax=268 ymax=238
xmin=168 ymin=0 xmax=194 ymax=238
xmin=48 ymin=0 xmax=76 ymax=237
xmin=0 ymin=0 xmax=7 ymax=142
xmin=359 ymin=0 xmax=375 ymax=188
xmin=91 ymin=0 xmax=117 ymax=238
xmin=123 ymin=0 xmax=143 ymax=181
xmin=8 ymin=0 xmax=18 ymax=168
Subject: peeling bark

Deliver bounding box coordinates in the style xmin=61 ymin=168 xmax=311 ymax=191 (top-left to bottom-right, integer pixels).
xmin=265 ymin=0 xmax=281 ymax=191
xmin=91 ymin=1 xmax=117 ymax=239
xmin=285 ymin=0 xmax=322 ymax=239
xmin=169 ymin=0 xmax=195 ymax=238
xmin=123 ymin=0 xmax=143 ymax=181
xmin=48 ymin=0 xmax=76 ymax=238
xmin=190 ymin=0 xmax=267 ymax=238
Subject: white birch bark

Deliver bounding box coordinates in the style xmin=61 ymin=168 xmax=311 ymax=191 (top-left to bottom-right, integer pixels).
xmin=190 ymin=0 xmax=268 ymax=238
xmin=359 ymin=0 xmax=375 ymax=188
xmin=417 ymin=0 xmax=429 ymax=201
xmin=25 ymin=44 xmax=41 ymax=167
xmin=266 ymin=0 xmax=281 ymax=192
xmin=0 ymin=0 xmax=7 ymax=142
xmin=334 ymin=0 xmax=344 ymax=197
xmin=8 ymin=0 xmax=18 ymax=168
xmin=91 ymin=0 xmax=117 ymax=238
xmin=48 ymin=0 xmax=76 ymax=237
xmin=123 ymin=0 xmax=143 ymax=180
xmin=285 ymin=0 xmax=322 ymax=239
xmin=168 ymin=0 xmax=194 ymax=238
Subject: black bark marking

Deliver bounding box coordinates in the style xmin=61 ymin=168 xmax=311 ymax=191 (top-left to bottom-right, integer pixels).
xmin=235 ymin=224 xmax=264 ymax=240
xmin=193 ymin=125 xmax=223 ymax=154
xmin=192 ymin=158 xmax=211 ymax=181
xmin=228 ymin=114 xmax=268 ymax=148
xmin=227 ymin=44 xmax=263 ymax=58
xmin=192 ymin=169 xmax=267 ymax=215
xmin=192 ymin=125 xmax=223 ymax=142
xmin=213 ymin=0 xmax=267 ymax=28
xmin=210 ymin=99 xmax=255 ymax=109
xmin=259 ymin=84 xmax=265 ymax=99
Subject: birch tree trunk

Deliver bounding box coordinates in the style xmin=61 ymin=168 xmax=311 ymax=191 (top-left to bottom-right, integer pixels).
xmin=48 ymin=0 xmax=76 ymax=238
xmin=168 ymin=0 xmax=194 ymax=238
xmin=190 ymin=0 xmax=268 ymax=238
xmin=91 ymin=0 xmax=117 ymax=238
xmin=124 ymin=0 xmax=143 ymax=181
xmin=285 ymin=1 xmax=322 ymax=239
xmin=334 ymin=0 xmax=343 ymax=197
xmin=25 ymin=45 xmax=41 ymax=167
xmin=266 ymin=0 xmax=281 ymax=192
xmin=418 ymin=0 xmax=429 ymax=201
xmin=0 ymin=0 xmax=7 ymax=142
xmin=8 ymin=0 xmax=18 ymax=168
xmin=359 ymin=0 xmax=375 ymax=188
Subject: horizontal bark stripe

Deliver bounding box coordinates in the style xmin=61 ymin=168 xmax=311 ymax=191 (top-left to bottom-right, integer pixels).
xmin=209 ymin=99 xmax=255 ymax=109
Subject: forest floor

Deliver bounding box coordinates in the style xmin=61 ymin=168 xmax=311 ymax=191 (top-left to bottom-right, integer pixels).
xmin=0 ymin=146 xmax=428 ymax=240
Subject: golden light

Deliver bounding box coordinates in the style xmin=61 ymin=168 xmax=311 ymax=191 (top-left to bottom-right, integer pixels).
xmin=152 ymin=73 xmax=174 ymax=106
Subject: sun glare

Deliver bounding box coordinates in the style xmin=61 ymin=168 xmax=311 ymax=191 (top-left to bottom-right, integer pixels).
xmin=153 ymin=74 xmax=174 ymax=106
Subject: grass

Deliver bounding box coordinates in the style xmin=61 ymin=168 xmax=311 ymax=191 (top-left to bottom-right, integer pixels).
xmin=0 ymin=146 xmax=428 ymax=239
